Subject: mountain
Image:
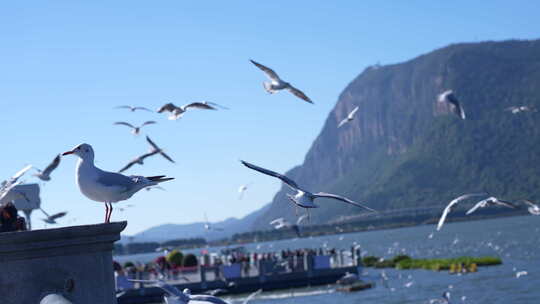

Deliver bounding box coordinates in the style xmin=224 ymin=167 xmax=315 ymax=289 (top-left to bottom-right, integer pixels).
xmin=252 ymin=39 xmax=540 ymax=229
xmin=121 ymin=203 xmax=270 ymax=243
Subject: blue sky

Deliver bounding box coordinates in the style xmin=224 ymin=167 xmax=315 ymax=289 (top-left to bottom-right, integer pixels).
xmin=1 ymin=1 xmax=538 ymax=235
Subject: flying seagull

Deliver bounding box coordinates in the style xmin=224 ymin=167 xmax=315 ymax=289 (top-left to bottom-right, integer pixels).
xmin=157 ymin=101 xmax=225 ymax=120
xmin=520 ymin=199 xmax=540 ymax=215
xmin=240 ymin=160 xmax=376 ymax=214
xmin=238 ymin=183 xmax=252 ymax=200
xmin=129 ymin=279 xmax=229 ymax=304
xmin=0 ymin=165 xmax=32 ymax=206
xmin=250 ymin=59 xmax=313 ymax=104
xmin=63 ymin=143 xmax=173 ymax=223
xmin=243 ymin=289 xmax=263 ymax=304
xmin=436 ymin=193 xmax=487 ymax=231
xmin=204 ymin=213 xmax=224 ymax=232
xmin=41 ymin=210 xmax=68 ymax=224
xmin=114 ymin=121 xmax=156 ymax=135
xmin=118 ymin=136 xmax=174 ymax=173
xmin=466 ymin=196 xmax=517 ymax=215
xmin=33 ymin=154 xmax=61 ymax=181
xmin=114 ymin=105 xmax=153 ymax=112
xmin=438 ymin=90 xmax=466 ymax=119
xmin=338 ymin=106 xmax=360 ymax=128
xmin=505 ymin=106 xmax=536 ymax=114
xmin=270 ymin=214 xmax=308 ymax=237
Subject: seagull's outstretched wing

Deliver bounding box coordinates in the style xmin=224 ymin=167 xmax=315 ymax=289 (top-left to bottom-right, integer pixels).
xmin=12 ymin=165 xmax=32 ymax=181
xmin=114 ymin=122 xmax=135 ymax=129
xmin=313 ymin=192 xmax=377 ymax=212
xmin=437 ymin=193 xmax=487 ymax=231
xmin=494 ymin=199 xmax=518 ymax=209
xmin=348 ymin=106 xmax=359 ymax=118
xmin=183 ymin=102 xmax=217 ymax=111
xmin=141 ymin=121 xmax=157 ymax=127
xmin=119 ymin=159 xmax=138 ymax=173
xmin=203 ymin=101 xmax=229 ymax=110
xmin=286 ymin=85 xmax=313 ymax=104
xmin=296 ymin=214 xmax=309 ymax=225
xmin=129 ymin=279 xmax=186 ymax=300
xmin=49 ymin=211 xmax=68 ymax=220
xmin=42 ymin=154 xmax=61 ymax=177
xmin=337 ymin=118 xmax=348 ymax=128
xmin=157 ymin=103 xmax=179 ymax=113
xmin=466 ymin=199 xmax=488 ymax=215
xmin=250 ymin=59 xmax=280 ymax=81
xmin=146 ymin=135 xmax=161 ymax=151
xmin=270 ymin=218 xmax=285 ymax=226
xmin=240 ymin=160 xmax=302 ymax=191
xmin=134 ymin=106 xmax=153 ymax=112
xmin=115 ymin=105 xmax=132 ymax=110
xmin=521 ymin=199 xmax=537 ymax=208
xmin=243 ymin=289 xmax=263 ymax=304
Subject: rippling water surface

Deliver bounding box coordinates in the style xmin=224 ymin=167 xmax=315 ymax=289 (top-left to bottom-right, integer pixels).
xmin=119 ymin=216 xmax=540 ymax=304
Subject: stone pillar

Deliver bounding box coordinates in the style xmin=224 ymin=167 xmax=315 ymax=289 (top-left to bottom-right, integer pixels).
xmin=0 ymin=221 xmax=127 ymax=304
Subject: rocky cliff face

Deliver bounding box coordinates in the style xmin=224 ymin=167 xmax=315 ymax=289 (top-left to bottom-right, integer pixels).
xmin=252 ymin=39 xmax=540 ymax=230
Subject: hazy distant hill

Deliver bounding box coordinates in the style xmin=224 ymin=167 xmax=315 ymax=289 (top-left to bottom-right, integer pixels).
xmin=121 ymin=203 xmax=270 ymax=243
xmin=251 ymin=39 xmax=540 ymax=229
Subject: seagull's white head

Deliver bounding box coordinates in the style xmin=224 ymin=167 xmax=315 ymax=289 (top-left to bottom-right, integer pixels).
xmin=62 ymin=143 xmax=95 ymax=161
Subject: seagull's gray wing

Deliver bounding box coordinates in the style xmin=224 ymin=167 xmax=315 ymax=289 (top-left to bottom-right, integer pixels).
xmin=146 ymin=136 xmax=161 ymax=151
xmin=183 ymin=102 xmax=217 ymax=110
xmin=240 ymin=160 xmax=302 ymax=191
xmin=466 ymin=199 xmax=487 ymax=215
xmin=134 ymin=106 xmax=153 ymax=112
xmin=39 ymin=207 xmax=51 ymax=218
xmin=115 ymin=105 xmax=132 ymax=110
xmin=250 ymin=59 xmax=280 ymax=81
xmin=445 ymin=93 xmax=465 ymax=119
xmin=243 ymin=289 xmax=263 ymax=304
xmin=114 ymin=122 xmax=136 ymax=129
xmin=494 ymin=199 xmax=518 ymax=209
xmin=157 ymin=103 xmax=179 ymax=113
xmin=118 ymin=159 xmax=139 ymax=173
xmin=520 ymin=199 xmax=537 ymax=208
xmin=203 ymin=101 xmax=229 ymax=110
xmin=141 ymin=121 xmax=157 ymax=127
xmin=49 ymin=211 xmax=67 ymax=220
xmin=42 ymin=154 xmax=61 ymax=177
xmin=313 ymin=192 xmax=377 ymax=212
xmin=158 ymin=151 xmax=175 ymax=163
xmin=286 ymin=85 xmax=313 ymax=104
xmin=96 ymin=170 xmax=134 ymax=189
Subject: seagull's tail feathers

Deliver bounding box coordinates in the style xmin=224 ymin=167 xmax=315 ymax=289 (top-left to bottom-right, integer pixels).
xmin=146 ymin=175 xmax=175 ymax=183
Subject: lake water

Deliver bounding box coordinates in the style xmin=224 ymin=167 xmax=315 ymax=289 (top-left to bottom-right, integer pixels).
xmin=117 ymin=215 xmax=540 ymax=303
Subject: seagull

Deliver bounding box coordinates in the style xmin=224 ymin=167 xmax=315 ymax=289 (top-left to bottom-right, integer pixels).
xmin=520 ymin=199 xmax=540 ymax=215
xmin=204 ymin=213 xmax=224 ymax=232
xmin=240 ymin=160 xmax=376 ymax=215
xmin=249 ymin=59 xmax=313 ymax=104
xmin=505 ymin=106 xmax=535 ymax=114
xmin=429 ymin=291 xmax=451 ymax=304
xmin=436 ymin=193 xmax=487 ymax=231
xmin=438 ymin=90 xmax=466 ymax=119
xmin=0 ymin=165 xmax=32 ymax=206
xmin=62 ymin=143 xmax=174 ymax=223
xmin=466 ymin=196 xmax=517 ymax=215
xmin=40 ymin=210 xmax=67 ymax=224
xmin=238 ymin=183 xmax=251 ymax=200
xmin=270 ymin=214 xmax=307 ymax=237
xmin=33 ymin=154 xmax=61 ymax=181
xmin=157 ymin=101 xmax=225 ymax=120
xmin=115 ymin=105 xmax=153 ymax=112
xmin=113 ymin=121 xmax=156 ymax=135
xmin=337 ymin=272 xmax=360 ymax=285
xmin=515 ymin=271 xmax=528 ymax=278
xmin=118 ymin=136 xmax=175 ymax=173
xmin=338 ymin=106 xmax=359 ymax=128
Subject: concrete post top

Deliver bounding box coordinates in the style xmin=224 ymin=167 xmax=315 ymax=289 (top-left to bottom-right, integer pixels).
xmin=0 ymin=221 xmax=127 ymax=261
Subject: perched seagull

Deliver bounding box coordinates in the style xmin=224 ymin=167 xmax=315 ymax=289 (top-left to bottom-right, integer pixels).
xmin=520 ymin=199 xmax=540 ymax=215
xmin=157 ymin=101 xmax=225 ymax=120
xmin=338 ymin=106 xmax=360 ymax=128
xmin=119 ymin=136 xmax=175 ymax=173
xmin=437 ymin=193 xmax=487 ymax=231
xmin=33 ymin=154 xmax=61 ymax=181
xmin=41 ymin=211 xmax=67 ymax=224
xmin=0 ymin=165 xmax=32 ymax=205
xmin=114 ymin=121 xmax=156 ymax=135
xmin=505 ymin=106 xmax=535 ymax=114
xmin=249 ymin=59 xmax=313 ymax=104
xmin=438 ymin=90 xmax=466 ymax=119
xmin=428 ymin=291 xmax=451 ymax=304
xmin=240 ymin=160 xmax=376 ymax=215
xmin=62 ymin=143 xmax=173 ymax=223
xmin=337 ymin=272 xmax=360 ymax=285
xmin=466 ymin=196 xmax=517 ymax=215
xmin=115 ymin=105 xmax=153 ymax=112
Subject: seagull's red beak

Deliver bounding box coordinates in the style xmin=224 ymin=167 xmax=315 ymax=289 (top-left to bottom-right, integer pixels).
xmin=62 ymin=150 xmax=74 ymax=156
